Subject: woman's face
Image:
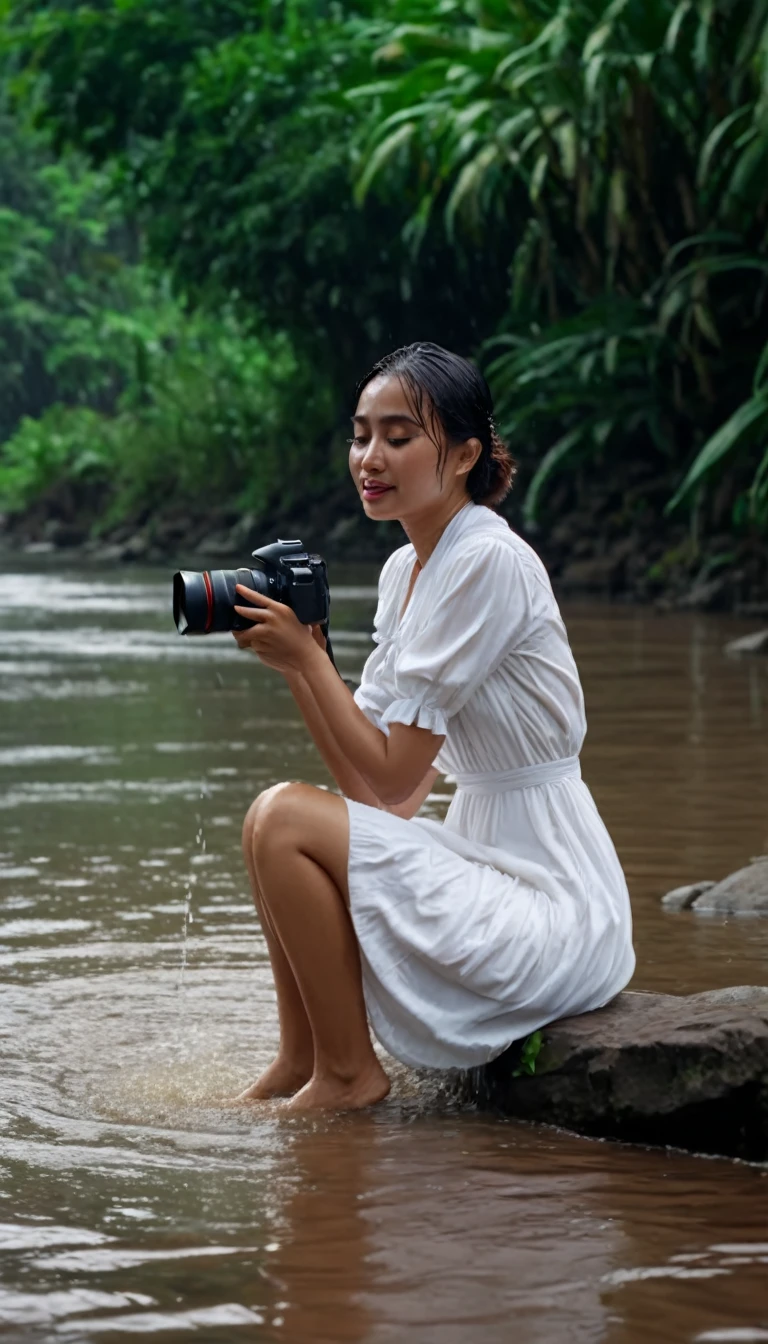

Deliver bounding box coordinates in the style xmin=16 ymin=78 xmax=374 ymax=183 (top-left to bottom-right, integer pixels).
xmin=349 ymin=375 xmax=479 ymax=523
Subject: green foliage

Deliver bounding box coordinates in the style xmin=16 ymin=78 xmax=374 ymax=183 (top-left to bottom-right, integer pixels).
xmin=512 ymin=1030 xmax=543 ymax=1077
xmin=4 ymin=0 xmax=512 ymax=376
xmin=0 ymin=309 xmax=334 ymax=521
xmin=102 ymin=312 xmax=334 ymax=520
xmin=0 ymin=87 xmax=335 ymax=528
xmin=0 ymin=405 xmax=114 ymax=509
xmin=5 ymin=0 xmax=263 ymax=163
xmin=350 ymin=0 xmax=768 ymax=531
xmin=0 ymin=107 xmax=160 ymax=442
xmin=3 ymin=0 xmax=768 ymax=538
xmin=668 ymin=338 xmax=768 ymax=526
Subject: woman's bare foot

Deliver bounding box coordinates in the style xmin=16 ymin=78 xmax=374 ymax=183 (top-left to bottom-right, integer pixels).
xmin=281 ymin=1059 xmax=391 ymax=1113
xmin=235 ymin=1055 xmax=313 ymax=1103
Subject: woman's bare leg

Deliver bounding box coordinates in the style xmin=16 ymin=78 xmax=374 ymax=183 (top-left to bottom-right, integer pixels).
xmin=254 ymin=783 xmax=390 ymax=1112
xmin=237 ymin=793 xmax=315 ymax=1100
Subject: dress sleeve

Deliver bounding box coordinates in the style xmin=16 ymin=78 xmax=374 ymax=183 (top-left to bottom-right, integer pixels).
xmin=381 ymin=536 xmax=537 ymax=736
xmin=352 ymin=546 xmax=412 ymax=732
xmin=353 ymin=662 xmax=391 ymax=733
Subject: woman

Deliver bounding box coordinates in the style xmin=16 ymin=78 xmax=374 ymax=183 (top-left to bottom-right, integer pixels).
xmin=233 ymin=342 xmax=635 ymax=1113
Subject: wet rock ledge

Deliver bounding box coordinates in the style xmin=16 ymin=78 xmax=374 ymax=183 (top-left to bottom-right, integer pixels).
xmin=463 ymin=987 xmax=768 ymax=1162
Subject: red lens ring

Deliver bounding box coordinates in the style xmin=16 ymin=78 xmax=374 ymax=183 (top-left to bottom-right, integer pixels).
xmin=203 ymin=571 xmax=214 ymax=633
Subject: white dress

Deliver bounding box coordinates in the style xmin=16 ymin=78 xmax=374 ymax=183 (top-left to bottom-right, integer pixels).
xmin=345 ymin=500 xmax=635 ymax=1070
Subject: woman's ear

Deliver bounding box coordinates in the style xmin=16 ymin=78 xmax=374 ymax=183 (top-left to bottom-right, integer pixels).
xmin=455 ymin=437 xmax=483 ymax=478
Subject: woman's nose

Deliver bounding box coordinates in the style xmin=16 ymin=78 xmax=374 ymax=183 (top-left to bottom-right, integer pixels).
xmin=360 ymin=436 xmax=386 ymax=470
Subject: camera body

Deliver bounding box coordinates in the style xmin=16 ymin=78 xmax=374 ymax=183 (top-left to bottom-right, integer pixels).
xmin=173 ymin=538 xmax=331 ymax=636
xmin=247 ymin=539 xmax=330 ymax=628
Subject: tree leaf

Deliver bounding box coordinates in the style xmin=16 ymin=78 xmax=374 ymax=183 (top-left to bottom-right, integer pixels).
xmin=667 ymin=393 xmax=768 ymax=512
xmin=523 ymin=425 xmax=589 ymax=525
xmin=354 ymin=121 xmax=416 ymax=203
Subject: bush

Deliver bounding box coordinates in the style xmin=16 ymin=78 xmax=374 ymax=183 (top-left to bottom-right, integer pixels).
xmin=0 ymin=405 xmax=114 ymax=510
xmin=0 ymin=311 xmax=336 ymax=525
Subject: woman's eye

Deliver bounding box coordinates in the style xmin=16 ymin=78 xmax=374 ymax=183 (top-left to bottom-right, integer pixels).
xmin=347 ymin=435 xmax=410 ymax=447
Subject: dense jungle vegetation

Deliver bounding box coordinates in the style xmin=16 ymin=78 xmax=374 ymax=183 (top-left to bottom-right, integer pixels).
xmin=1 ymin=0 xmax=767 ymax=595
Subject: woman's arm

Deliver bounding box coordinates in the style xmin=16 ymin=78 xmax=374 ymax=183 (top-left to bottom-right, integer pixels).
xmin=284 ymin=646 xmax=443 ymax=806
xmin=293 ymin=627 xmax=389 ymax=807
xmin=231 ymin=585 xmax=444 ymax=805
xmin=385 ymin=766 xmax=441 ymax=819
xmin=288 ymin=635 xmax=441 ymax=817
xmin=287 ymin=650 xmax=441 ymax=815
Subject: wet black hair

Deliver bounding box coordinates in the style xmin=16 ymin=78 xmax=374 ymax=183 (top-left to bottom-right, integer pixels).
xmin=355 ymin=341 xmax=516 ymax=508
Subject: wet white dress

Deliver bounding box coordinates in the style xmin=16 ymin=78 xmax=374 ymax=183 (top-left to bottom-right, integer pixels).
xmin=346 ymin=500 xmax=635 ymax=1070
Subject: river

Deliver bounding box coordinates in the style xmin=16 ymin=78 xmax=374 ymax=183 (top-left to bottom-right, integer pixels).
xmin=1 ymin=559 xmax=767 ymax=1343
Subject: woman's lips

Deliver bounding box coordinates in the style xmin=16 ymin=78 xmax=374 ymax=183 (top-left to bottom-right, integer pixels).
xmin=363 ymin=482 xmax=394 ymax=499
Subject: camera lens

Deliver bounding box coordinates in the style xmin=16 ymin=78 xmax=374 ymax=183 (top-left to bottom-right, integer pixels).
xmin=172 ymin=567 xmax=271 ymax=634
xmin=173 ymin=571 xmax=210 ymax=634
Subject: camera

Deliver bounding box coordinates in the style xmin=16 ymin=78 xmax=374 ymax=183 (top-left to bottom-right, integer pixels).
xmin=173 ymin=538 xmax=331 ymax=636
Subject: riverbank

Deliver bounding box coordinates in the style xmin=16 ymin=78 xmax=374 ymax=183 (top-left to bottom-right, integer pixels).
xmin=1 ymin=468 xmax=767 ymax=613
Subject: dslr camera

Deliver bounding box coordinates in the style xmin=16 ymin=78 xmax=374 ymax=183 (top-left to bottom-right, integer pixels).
xmin=173 ymin=538 xmax=331 ymax=640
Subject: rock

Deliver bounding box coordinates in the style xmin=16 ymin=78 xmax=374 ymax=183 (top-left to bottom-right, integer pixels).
xmin=119 ymin=532 xmax=151 ymax=561
xmin=548 ymin=519 xmax=578 ymax=549
xmin=226 ymin=512 xmax=259 ymax=552
xmin=558 ymin=556 xmax=623 ymax=592
xmin=194 ymin=533 xmax=224 ymax=556
xmin=661 ymin=881 xmax=715 ymax=911
xmin=326 ymin=515 xmax=359 ymax=546
xmin=608 ymin=535 xmax=637 ymax=564
xmin=677 ymin=575 xmax=730 ymax=611
xmin=42 ymin=518 xmax=62 ymax=542
xmin=691 ymin=985 xmax=768 ymax=1008
xmin=22 ymin=540 xmax=55 ymax=555
xmin=724 ymin=628 xmax=768 ymax=656
xmin=462 ymin=988 xmax=768 ymax=1160
xmin=692 ymin=857 xmax=768 ymax=914
xmin=90 ymin=542 xmax=129 ymax=563
xmin=43 ymin=520 xmax=88 ymax=548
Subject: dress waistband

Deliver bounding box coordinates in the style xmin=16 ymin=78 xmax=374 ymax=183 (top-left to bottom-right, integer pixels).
xmin=451 ymin=755 xmax=581 ymax=795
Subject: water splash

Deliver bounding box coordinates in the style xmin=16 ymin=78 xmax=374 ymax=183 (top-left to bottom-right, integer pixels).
xmin=177 ymin=880 xmax=195 ymax=990
xmin=177 ymin=781 xmax=210 ymax=992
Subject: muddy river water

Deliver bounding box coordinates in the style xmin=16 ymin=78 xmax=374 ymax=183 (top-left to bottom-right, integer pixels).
xmin=0 ymin=559 xmax=767 ymax=1343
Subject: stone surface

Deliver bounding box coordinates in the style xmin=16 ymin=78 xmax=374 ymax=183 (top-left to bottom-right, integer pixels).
xmin=558 ymin=555 xmax=624 ymax=592
xmin=90 ymin=542 xmax=129 ymax=563
xmin=676 ymin=575 xmax=731 ymax=611
xmin=121 ymin=532 xmax=150 ymax=561
xmin=692 ymin=985 xmax=768 ymax=1007
xmin=724 ymin=627 xmax=768 ymax=656
xmin=692 ymin=857 xmax=768 ymax=913
xmin=464 ymin=988 xmax=768 ymax=1160
xmin=22 ymin=540 xmax=55 ymax=556
xmin=661 ymin=881 xmax=715 ymax=911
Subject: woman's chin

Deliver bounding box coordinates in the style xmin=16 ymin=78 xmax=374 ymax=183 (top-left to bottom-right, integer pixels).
xmin=362 ymin=496 xmax=399 ymax=520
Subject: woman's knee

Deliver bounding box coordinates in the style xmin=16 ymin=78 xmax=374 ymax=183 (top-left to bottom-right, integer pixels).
xmin=242 ymin=781 xmax=309 ymax=861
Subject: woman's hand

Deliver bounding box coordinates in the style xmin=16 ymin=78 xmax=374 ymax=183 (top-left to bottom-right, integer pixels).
xmin=232 ymin=584 xmax=320 ymax=674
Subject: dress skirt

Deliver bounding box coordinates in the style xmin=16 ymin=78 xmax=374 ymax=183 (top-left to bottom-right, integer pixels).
xmin=344 ymin=776 xmax=635 ymax=1071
